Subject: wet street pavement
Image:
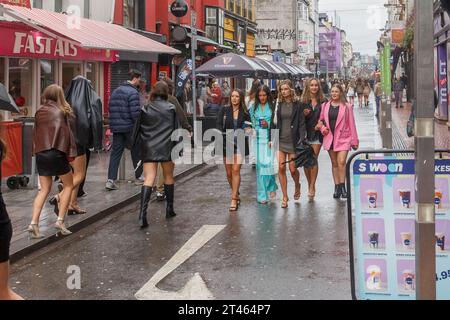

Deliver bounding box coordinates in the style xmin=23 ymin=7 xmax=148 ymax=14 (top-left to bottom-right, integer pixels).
xmin=9 ymin=106 xmax=379 ymax=300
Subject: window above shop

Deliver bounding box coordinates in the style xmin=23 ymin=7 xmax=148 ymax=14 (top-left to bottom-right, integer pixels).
xmin=32 ymin=0 xmax=42 ymax=9
xmin=124 ymin=0 xmax=145 ymax=30
xmin=206 ymin=7 xmax=217 ymax=25
xmin=236 ymin=0 xmax=242 ymax=16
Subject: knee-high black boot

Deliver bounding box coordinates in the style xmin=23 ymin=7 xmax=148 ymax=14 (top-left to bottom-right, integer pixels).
xmin=340 ymin=183 xmax=348 ymax=199
xmin=138 ymin=186 xmax=152 ymax=228
xmin=164 ymin=184 xmax=177 ymax=219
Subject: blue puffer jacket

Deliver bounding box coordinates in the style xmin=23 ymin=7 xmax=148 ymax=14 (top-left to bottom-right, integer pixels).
xmin=108 ymin=82 xmax=141 ymax=133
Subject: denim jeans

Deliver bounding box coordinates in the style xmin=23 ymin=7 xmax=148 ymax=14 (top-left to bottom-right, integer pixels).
xmin=107 ymin=132 xmax=143 ymax=180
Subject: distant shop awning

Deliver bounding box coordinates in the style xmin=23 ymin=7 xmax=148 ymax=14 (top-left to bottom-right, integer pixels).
xmin=1 ymin=4 xmax=180 ymax=55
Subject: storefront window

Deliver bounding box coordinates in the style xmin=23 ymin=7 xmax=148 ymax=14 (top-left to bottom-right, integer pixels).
xmin=62 ymin=62 xmax=82 ymax=92
xmin=86 ymin=62 xmax=98 ymax=91
xmin=9 ymin=58 xmax=33 ymax=117
xmin=40 ymin=60 xmax=55 ymax=94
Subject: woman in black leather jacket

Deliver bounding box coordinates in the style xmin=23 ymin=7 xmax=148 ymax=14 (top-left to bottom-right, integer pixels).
xmin=133 ymin=81 xmax=180 ymax=228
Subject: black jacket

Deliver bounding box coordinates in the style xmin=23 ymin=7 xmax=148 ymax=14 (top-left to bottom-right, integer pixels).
xmin=133 ymin=98 xmax=180 ymax=162
xmin=302 ymin=100 xmax=326 ymax=143
xmin=65 ymin=76 xmax=103 ymax=151
xmin=216 ymin=106 xmax=251 ymax=157
xmin=270 ymin=101 xmax=306 ymax=150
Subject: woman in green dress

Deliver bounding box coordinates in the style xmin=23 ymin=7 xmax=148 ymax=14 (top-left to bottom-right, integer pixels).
xmin=249 ymin=85 xmax=278 ymax=204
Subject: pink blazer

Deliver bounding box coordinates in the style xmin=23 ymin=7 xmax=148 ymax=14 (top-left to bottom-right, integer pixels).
xmin=319 ymin=101 xmax=359 ymax=151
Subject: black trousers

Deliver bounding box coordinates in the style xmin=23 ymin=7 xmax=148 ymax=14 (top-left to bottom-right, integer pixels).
xmin=0 ymin=194 xmax=12 ymax=263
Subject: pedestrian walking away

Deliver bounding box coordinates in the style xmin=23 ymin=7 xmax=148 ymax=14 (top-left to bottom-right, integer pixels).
xmin=50 ymin=76 xmax=103 ymax=216
xmin=0 ymin=122 xmax=23 ymax=300
xmin=217 ymin=89 xmax=251 ymax=212
xmin=250 ymin=85 xmax=278 ymax=204
xmin=302 ymin=78 xmax=327 ymax=201
xmin=30 ymin=85 xmax=77 ymax=238
xmin=393 ymin=76 xmax=405 ymax=108
xmin=374 ymin=79 xmax=382 ymax=117
xmin=317 ymin=84 xmax=359 ymax=199
xmin=347 ymin=81 xmax=355 ymax=105
xmin=132 ymin=81 xmax=180 ymax=229
xmin=272 ymin=80 xmax=305 ymax=208
xmin=355 ymin=78 xmax=365 ymax=108
xmin=106 ymin=69 xmax=143 ymax=190
xmin=153 ymin=78 xmax=194 ymax=200
xmin=363 ymin=80 xmax=371 ymax=107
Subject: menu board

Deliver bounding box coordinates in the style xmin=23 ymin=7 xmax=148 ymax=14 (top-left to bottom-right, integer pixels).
xmin=352 ymin=157 xmax=450 ymax=300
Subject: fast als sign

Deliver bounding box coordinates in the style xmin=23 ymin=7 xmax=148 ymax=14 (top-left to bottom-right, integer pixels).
xmin=350 ymin=155 xmax=450 ymax=300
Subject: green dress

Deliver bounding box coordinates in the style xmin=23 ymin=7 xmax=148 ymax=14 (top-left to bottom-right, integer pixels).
xmin=250 ymin=103 xmax=278 ymax=203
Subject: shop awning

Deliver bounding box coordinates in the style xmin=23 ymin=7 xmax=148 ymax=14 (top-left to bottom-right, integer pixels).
xmin=1 ymin=4 xmax=180 ymax=55
xmin=187 ymin=34 xmax=222 ymax=47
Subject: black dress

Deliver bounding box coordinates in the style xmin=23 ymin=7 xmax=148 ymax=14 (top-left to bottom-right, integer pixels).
xmin=216 ymin=106 xmax=251 ymax=157
xmin=0 ymin=149 xmax=12 ymax=263
xmin=328 ymin=104 xmax=340 ymax=151
xmin=303 ymin=100 xmax=324 ymax=144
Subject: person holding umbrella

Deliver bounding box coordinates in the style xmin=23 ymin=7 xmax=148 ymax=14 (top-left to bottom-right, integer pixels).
xmin=271 ymin=80 xmax=305 ymax=208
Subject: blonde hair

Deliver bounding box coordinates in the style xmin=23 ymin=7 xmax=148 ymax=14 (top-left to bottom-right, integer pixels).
xmin=301 ymin=78 xmax=325 ymax=104
xmin=42 ymin=84 xmax=73 ymax=116
xmin=277 ymin=80 xmax=297 ymax=103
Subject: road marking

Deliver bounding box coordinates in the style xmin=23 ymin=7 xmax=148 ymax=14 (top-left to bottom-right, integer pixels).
xmin=135 ymin=224 xmax=226 ymax=300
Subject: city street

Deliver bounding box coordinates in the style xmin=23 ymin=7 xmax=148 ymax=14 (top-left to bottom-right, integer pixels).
xmin=9 ymin=106 xmax=379 ymax=300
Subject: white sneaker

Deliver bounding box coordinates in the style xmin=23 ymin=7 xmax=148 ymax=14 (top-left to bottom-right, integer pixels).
xmin=106 ymin=180 xmax=119 ymax=190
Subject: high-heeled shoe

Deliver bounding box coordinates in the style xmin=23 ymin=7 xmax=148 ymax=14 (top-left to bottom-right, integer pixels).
xmin=55 ymin=218 xmax=72 ymax=236
xmin=27 ymin=223 xmax=44 ymax=239
xmin=294 ymin=183 xmax=301 ymax=201
xmin=49 ymin=195 xmax=60 ymax=217
xmin=281 ymin=197 xmax=289 ymax=208
xmin=229 ymin=198 xmax=239 ymax=212
xmin=68 ymin=205 xmax=87 ymax=216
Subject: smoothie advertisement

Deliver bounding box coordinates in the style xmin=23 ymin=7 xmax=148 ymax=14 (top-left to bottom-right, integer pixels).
xmin=351 ymin=157 xmax=450 ymax=300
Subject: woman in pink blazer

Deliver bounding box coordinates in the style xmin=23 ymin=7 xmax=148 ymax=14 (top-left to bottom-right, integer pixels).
xmin=316 ymin=84 xmax=359 ymax=199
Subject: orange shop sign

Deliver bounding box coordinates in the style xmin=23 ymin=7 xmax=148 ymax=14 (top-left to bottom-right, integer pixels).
xmin=391 ymin=29 xmax=405 ymax=45
xmin=0 ymin=0 xmax=31 ymax=8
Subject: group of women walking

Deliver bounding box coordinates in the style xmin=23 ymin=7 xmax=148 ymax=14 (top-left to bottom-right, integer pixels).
xmin=218 ymin=78 xmax=359 ymax=211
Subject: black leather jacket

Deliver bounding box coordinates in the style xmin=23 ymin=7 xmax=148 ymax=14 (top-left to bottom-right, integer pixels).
xmin=133 ymin=98 xmax=180 ymax=162
xmin=270 ymin=100 xmax=306 ymax=150
xmin=65 ymin=76 xmax=103 ymax=151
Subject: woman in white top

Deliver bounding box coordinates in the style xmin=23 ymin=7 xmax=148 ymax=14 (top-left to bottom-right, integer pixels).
xmin=347 ymin=83 xmax=355 ymax=105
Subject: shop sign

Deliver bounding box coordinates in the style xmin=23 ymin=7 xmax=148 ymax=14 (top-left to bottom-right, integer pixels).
xmin=0 ymin=0 xmax=30 ymax=8
xmin=438 ymin=45 xmax=449 ymax=120
xmin=0 ymin=24 xmax=116 ymax=62
xmin=391 ymin=29 xmax=405 ymax=45
xmin=349 ymin=153 xmax=450 ymax=300
xmin=170 ymin=0 xmax=188 ymax=18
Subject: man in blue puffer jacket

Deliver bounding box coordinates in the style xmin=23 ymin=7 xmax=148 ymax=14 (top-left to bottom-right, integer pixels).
xmin=106 ymin=69 xmax=143 ymax=190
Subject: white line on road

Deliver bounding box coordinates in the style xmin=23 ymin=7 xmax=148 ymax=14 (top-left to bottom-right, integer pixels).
xmin=135 ymin=225 xmax=226 ymax=300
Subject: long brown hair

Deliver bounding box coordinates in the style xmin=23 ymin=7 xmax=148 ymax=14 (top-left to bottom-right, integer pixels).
xmin=301 ymin=78 xmax=325 ymax=104
xmin=42 ymin=84 xmax=73 ymax=116
xmin=150 ymin=81 xmax=169 ymax=101
xmin=330 ymin=84 xmax=348 ymax=104
xmin=277 ymin=80 xmax=296 ymax=103
xmin=230 ymin=89 xmax=249 ymax=115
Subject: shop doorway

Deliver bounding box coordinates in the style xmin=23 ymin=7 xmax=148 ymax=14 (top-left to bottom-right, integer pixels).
xmin=62 ymin=62 xmax=82 ymax=92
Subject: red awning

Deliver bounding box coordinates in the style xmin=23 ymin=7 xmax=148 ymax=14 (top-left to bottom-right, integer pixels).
xmin=1 ymin=4 xmax=180 ymax=55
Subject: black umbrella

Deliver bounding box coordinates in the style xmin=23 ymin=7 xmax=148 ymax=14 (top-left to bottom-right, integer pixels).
xmin=196 ymin=53 xmax=270 ymax=78
xmin=0 ymin=83 xmax=20 ymax=113
xmin=284 ymin=141 xmax=318 ymax=168
xmin=253 ymin=58 xmax=290 ymax=79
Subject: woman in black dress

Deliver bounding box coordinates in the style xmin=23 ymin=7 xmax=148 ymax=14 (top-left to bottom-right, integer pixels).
xmin=30 ymin=85 xmax=77 ymax=238
xmin=0 ymin=129 xmax=23 ymax=300
xmin=133 ymin=81 xmax=180 ymax=228
xmin=301 ymin=78 xmax=327 ymax=200
xmin=217 ymin=89 xmax=251 ymax=212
